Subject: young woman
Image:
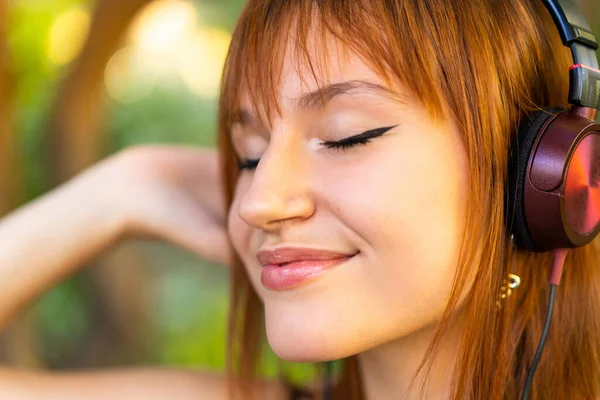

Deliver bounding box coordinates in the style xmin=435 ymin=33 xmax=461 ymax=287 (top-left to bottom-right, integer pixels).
xmin=0 ymin=0 xmax=598 ymax=399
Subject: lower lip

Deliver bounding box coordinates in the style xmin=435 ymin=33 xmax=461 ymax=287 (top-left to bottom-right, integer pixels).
xmin=261 ymin=256 xmax=354 ymax=291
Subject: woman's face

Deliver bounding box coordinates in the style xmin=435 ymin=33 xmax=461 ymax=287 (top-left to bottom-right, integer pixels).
xmin=227 ymin=42 xmax=469 ymax=362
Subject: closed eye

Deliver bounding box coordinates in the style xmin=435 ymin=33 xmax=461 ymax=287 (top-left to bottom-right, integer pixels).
xmin=322 ymin=124 xmax=398 ymax=150
xmin=237 ymin=124 xmax=398 ymax=170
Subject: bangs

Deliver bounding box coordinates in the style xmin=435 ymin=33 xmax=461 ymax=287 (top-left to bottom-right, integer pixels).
xmin=219 ymin=0 xmax=447 ymax=129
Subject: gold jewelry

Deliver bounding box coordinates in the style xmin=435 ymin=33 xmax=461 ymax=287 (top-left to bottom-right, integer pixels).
xmin=496 ymin=273 xmax=521 ymax=309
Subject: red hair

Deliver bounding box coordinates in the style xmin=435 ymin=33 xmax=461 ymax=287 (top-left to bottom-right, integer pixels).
xmin=217 ymin=0 xmax=600 ymax=398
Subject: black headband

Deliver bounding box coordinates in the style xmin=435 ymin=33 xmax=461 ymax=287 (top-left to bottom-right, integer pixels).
xmin=542 ymin=0 xmax=600 ymax=109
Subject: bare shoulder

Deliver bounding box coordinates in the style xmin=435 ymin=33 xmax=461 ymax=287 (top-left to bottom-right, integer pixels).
xmin=0 ymin=366 xmax=288 ymax=400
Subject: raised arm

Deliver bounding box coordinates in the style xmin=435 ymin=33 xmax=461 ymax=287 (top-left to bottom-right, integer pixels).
xmin=0 ymin=145 xmax=230 ymax=331
xmin=0 ymin=145 xmax=279 ymax=400
xmin=0 ymin=153 xmax=125 ymax=330
xmin=0 ymin=367 xmax=287 ymax=400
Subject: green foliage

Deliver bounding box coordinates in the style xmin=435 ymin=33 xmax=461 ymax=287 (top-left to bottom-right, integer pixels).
xmin=33 ymin=274 xmax=92 ymax=365
xmin=195 ymin=0 xmax=248 ymax=31
xmin=147 ymin=245 xmax=229 ymax=370
xmin=106 ymin=82 xmax=217 ymax=152
xmin=8 ymin=0 xmax=88 ymax=199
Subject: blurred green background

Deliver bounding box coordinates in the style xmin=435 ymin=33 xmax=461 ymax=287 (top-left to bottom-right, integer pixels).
xmin=0 ymin=0 xmax=320 ymax=386
xmin=0 ymin=0 xmax=598 ymax=389
xmin=2 ymin=0 xmax=251 ymax=378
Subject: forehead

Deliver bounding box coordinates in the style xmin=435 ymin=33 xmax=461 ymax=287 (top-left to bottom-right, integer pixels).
xmin=236 ymin=37 xmax=410 ymax=121
xmin=281 ymin=38 xmax=384 ymax=96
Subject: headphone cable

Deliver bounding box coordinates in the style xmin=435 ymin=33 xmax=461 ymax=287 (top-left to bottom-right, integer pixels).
xmin=520 ymin=284 xmax=557 ymax=400
xmin=521 ymin=248 xmax=569 ymax=400
xmin=323 ymin=360 xmax=332 ymax=400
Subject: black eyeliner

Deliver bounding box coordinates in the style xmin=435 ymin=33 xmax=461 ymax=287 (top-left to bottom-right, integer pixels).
xmin=322 ymin=124 xmax=398 ymax=149
xmin=238 ymin=124 xmax=399 ymax=170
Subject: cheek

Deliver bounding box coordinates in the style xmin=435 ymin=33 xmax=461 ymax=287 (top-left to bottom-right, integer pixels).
xmin=227 ymin=178 xmax=266 ymax=301
xmin=320 ymin=130 xmax=468 ymax=322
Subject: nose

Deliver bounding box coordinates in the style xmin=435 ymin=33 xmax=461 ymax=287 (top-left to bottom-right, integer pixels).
xmin=237 ymin=141 xmax=315 ymax=231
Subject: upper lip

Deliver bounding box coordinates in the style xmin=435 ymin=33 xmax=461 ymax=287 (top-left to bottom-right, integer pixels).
xmin=256 ymin=247 xmax=357 ymax=267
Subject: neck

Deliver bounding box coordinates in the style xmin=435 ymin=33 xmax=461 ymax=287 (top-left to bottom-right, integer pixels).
xmin=357 ymin=310 xmax=466 ymax=400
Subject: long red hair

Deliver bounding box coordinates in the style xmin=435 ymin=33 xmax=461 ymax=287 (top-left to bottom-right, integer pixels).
xmin=217 ymin=0 xmax=600 ymax=398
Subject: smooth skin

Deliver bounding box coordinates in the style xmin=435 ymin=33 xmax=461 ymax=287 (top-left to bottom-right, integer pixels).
xmin=0 ymin=145 xmax=286 ymax=399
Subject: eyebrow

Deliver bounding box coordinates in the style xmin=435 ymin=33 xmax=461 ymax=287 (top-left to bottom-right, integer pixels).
xmin=232 ymin=79 xmax=409 ymax=127
xmin=297 ymin=79 xmax=408 ymax=110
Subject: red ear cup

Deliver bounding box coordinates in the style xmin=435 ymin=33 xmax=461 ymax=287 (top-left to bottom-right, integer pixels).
xmin=507 ymin=108 xmax=600 ymax=252
xmin=564 ymin=131 xmax=600 ymax=236
xmin=508 ymin=108 xmax=566 ymax=251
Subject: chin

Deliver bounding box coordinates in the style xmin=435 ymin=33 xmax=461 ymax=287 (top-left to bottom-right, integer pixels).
xmin=264 ymin=313 xmax=366 ymax=362
xmin=267 ymin=332 xmax=349 ymax=363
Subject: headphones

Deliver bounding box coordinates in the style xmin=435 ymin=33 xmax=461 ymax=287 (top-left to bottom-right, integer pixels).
xmin=505 ymin=2 xmax=600 ymax=397
xmin=507 ymin=0 xmax=600 ymax=253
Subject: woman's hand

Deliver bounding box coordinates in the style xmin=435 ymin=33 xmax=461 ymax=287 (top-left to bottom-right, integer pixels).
xmin=107 ymin=144 xmax=232 ymax=265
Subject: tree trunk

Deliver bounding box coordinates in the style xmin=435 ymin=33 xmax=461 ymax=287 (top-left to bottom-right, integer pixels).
xmin=0 ymin=0 xmax=22 ymax=212
xmin=45 ymin=0 xmax=155 ymax=182
xmin=43 ymin=0 xmax=156 ymax=368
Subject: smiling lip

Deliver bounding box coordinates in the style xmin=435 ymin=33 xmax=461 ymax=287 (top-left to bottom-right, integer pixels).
xmin=257 ymin=247 xmax=357 ymax=291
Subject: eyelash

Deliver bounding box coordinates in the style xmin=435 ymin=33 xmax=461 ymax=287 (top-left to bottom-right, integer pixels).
xmin=238 ymin=125 xmax=398 ymax=170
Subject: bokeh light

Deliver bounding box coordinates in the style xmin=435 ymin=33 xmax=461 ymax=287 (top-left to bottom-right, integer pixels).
xmin=177 ymin=27 xmax=230 ymax=97
xmin=104 ymin=0 xmax=231 ymax=103
xmin=128 ymin=0 xmax=197 ymax=54
xmin=46 ymin=5 xmax=91 ymax=65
